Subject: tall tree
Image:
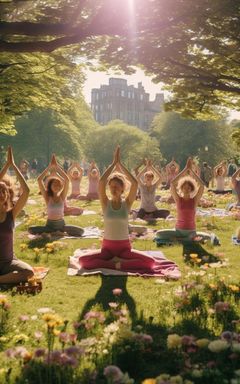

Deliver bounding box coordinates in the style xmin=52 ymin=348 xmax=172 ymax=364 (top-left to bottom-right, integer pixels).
xmin=0 ymin=100 xmax=97 ymax=165
xmin=85 ymin=120 xmax=162 ymax=170
xmin=1 ymin=0 xmax=239 ymax=118
xmin=150 ymin=112 xmax=236 ymax=166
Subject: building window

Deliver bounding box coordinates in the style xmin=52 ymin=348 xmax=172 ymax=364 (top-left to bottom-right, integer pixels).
xmin=128 ymin=91 xmax=131 ymax=98
xmin=95 ymin=104 xmax=98 ymax=110
xmin=121 ymin=90 xmax=125 ymax=97
xmin=132 ymin=93 xmax=135 ymax=99
xmin=140 ymin=94 xmax=144 ymax=100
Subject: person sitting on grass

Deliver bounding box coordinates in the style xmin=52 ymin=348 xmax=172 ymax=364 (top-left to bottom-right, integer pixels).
xmin=67 ymin=162 xmax=83 ymax=199
xmin=136 ymin=159 xmax=170 ymax=220
xmin=230 ymin=167 xmax=240 ymax=209
xmin=28 ymin=154 xmax=84 ymax=236
xmin=86 ymin=161 xmax=100 ymax=200
xmin=79 ymin=147 xmax=178 ymax=276
xmin=165 ymin=158 xmax=180 ymax=189
xmin=155 ymin=158 xmax=219 ymax=250
xmin=211 ymin=161 xmax=231 ymax=194
xmin=0 ymin=147 xmax=33 ymax=284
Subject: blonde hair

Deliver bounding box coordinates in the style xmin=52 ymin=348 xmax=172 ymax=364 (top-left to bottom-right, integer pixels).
xmin=0 ymin=179 xmax=15 ymax=211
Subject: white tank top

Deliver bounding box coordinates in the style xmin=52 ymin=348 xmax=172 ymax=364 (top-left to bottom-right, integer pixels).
xmin=103 ymin=200 xmax=129 ymax=240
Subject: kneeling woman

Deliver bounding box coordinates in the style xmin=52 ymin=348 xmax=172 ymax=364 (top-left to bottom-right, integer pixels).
xmin=156 ymin=158 xmax=213 ymax=245
xmin=29 ymin=155 xmax=83 ymax=236
xmin=0 ymin=147 xmax=33 ymax=284
xmin=79 ymin=148 xmax=179 ymax=277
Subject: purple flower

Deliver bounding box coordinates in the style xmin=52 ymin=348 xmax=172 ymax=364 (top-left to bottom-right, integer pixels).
xmin=221 ymin=331 xmax=233 ymax=342
xmin=104 ymin=365 xmax=123 ymax=382
xmin=65 ymin=346 xmax=84 ymax=357
xmin=34 ymin=348 xmax=46 ymax=358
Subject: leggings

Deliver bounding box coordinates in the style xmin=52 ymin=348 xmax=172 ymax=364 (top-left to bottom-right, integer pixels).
xmin=79 ymin=239 xmax=155 ymax=271
xmin=29 ymin=219 xmax=84 ymax=236
xmin=137 ymin=208 xmax=170 ymax=219
xmin=156 ymin=229 xmax=213 ymax=244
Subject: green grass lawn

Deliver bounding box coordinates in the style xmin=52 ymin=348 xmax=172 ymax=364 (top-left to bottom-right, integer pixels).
xmin=1 ymin=178 xmax=240 ymax=383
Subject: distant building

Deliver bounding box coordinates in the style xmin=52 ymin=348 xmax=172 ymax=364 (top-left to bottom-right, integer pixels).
xmin=91 ymin=78 xmax=164 ymax=131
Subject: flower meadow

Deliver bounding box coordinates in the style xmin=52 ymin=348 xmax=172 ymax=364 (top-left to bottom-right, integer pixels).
xmin=0 ymin=180 xmax=240 ymax=383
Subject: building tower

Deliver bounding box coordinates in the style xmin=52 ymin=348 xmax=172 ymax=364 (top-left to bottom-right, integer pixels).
xmin=91 ymin=78 xmax=164 ymax=131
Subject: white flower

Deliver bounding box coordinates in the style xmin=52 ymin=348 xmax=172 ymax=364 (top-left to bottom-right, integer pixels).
xmin=37 ymin=307 xmax=54 ymax=314
xmin=208 ymin=340 xmax=229 ymax=353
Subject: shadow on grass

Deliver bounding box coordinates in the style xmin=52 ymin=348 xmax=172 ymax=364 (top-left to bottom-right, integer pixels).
xmin=79 ymin=275 xmax=137 ymax=322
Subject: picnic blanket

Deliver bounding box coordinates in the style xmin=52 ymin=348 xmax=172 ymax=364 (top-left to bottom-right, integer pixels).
xmin=68 ymin=249 xmax=181 ymax=279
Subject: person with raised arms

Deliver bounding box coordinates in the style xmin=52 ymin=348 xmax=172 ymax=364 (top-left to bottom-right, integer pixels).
xmin=0 ymin=147 xmax=33 ymax=284
xmin=29 ymin=155 xmax=84 ymax=236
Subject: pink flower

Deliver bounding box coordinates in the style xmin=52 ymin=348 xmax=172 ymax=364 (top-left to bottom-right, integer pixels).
xmin=112 ymin=288 xmax=122 ymax=296
xmin=34 ymin=331 xmax=43 ymax=341
xmin=214 ymin=301 xmax=230 ymax=312
xmin=59 ymin=332 xmax=69 ymax=344
xmin=19 ymin=315 xmax=29 ymax=322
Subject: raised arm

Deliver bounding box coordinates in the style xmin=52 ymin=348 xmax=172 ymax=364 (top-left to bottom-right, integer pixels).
xmin=99 ymin=148 xmax=119 ymax=209
xmin=118 ymin=157 xmax=138 ymax=210
xmin=232 ymin=168 xmax=240 ymax=189
xmin=52 ymin=155 xmax=70 ymax=200
xmin=37 ymin=163 xmax=52 ymax=201
xmin=5 ymin=148 xmax=30 ymax=220
xmin=67 ymin=162 xmax=83 ymax=180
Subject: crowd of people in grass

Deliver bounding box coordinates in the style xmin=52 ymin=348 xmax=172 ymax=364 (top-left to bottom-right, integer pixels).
xmin=0 ymin=146 xmax=240 ymax=284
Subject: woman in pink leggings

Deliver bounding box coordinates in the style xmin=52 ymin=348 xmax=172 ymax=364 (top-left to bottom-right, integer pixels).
xmin=79 ymin=147 xmax=158 ymax=272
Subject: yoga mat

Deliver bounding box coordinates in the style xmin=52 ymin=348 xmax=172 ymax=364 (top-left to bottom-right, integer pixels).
xmin=68 ymin=249 xmax=181 ymax=279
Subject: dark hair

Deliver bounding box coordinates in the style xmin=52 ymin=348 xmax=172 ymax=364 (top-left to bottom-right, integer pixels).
xmin=178 ymin=176 xmax=197 ymax=194
xmin=46 ymin=177 xmax=62 ymax=197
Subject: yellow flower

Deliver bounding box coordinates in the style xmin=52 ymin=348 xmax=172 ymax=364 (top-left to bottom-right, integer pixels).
xmin=196 ymin=258 xmax=202 ymax=263
xmin=33 ymin=247 xmax=40 ymax=254
xmin=142 ymin=380 xmax=156 ymax=384
xmin=167 ymin=334 xmax=182 ymax=349
xmin=20 ymin=243 xmax=27 ymax=251
xmin=53 ymin=329 xmax=60 ymax=336
xmin=229 ymin=285 xmax=239 ymax=292
xmin=190 ymin=254 xmax=198 ymax=259
xmin=196 ymin=338 xmax=210 ymax=348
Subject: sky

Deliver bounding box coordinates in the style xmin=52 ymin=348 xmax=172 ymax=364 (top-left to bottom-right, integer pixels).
xmin=82 ymin=67 xmax=240 ymax=121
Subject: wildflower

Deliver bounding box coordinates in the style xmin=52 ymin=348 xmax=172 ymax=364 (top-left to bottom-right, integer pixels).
xmin=214 ymin=301 xmax=230 ymax=312
xmin=232 ymin=343 xmax=240 ymax=353
xmin=34 ymin=348 xmax=46 ymax=358
xmin=13 ymin=334 xmax=29 ymax=344
xmin=104 ymin=365 xmax=124 ymax=382
xmin=196 ymin=338 xmax=210 ymax=348
xmin=142 ymin=380 xmax=156 ymax=384
xmin=18 ymin=315 xmax=29 ymax=322
xmin=108 ymin=302 xmax=119 ymax=309
xmin=167 ymin=334 xmax=182 ymax=349
xmin=208 ymin=340 xmax=229 ymax=353
xmin=34 ymin=331 xmax=43 ymax=341
xmin=59 ymin=332 xmax=69 ymax=344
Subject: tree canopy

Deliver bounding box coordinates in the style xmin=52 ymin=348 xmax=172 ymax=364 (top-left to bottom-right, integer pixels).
xmin=150 ymin=112 xmax=236 ymax=167
xmin=1 ymin=0 xmax=239 ymax=118
xmin=85 ymin=120 xmax=162 ymax=170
